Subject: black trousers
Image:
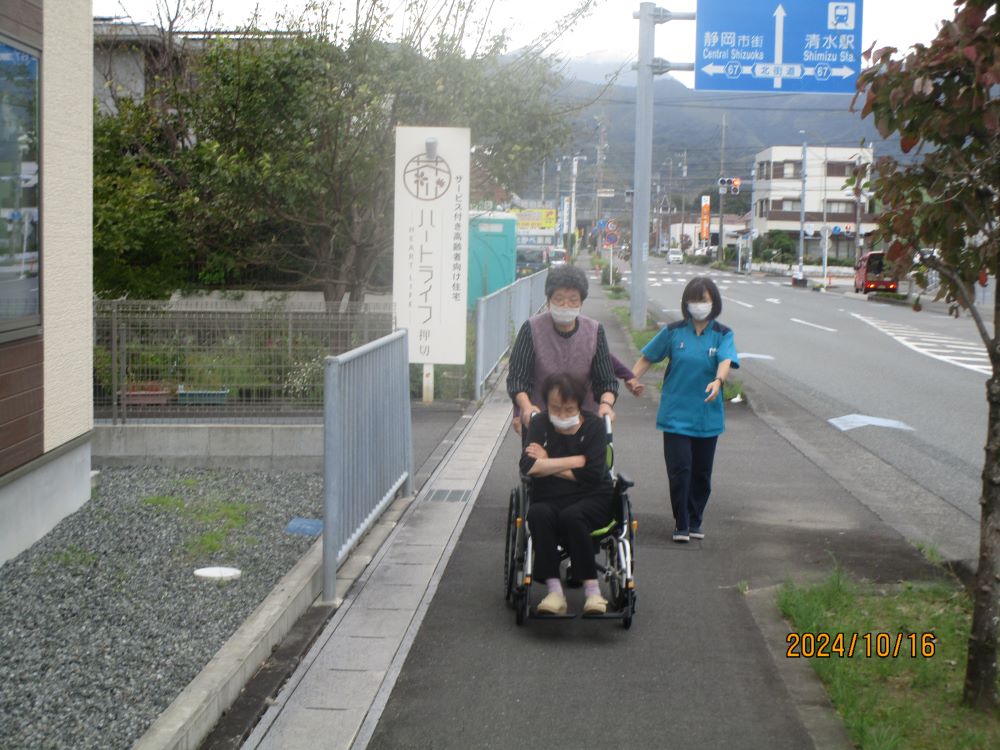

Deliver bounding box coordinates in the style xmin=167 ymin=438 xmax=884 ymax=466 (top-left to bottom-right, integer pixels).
xmin=526 ymin=490 xmax=614 ymax=581
xmin=663 ymin=432 xmax=719 ymax=532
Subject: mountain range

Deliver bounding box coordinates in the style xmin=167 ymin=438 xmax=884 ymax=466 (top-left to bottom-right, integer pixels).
xmin=540 ymin=54 xmax=900 ymax=213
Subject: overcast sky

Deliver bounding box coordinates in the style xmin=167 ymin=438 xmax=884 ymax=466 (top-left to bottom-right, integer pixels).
xmin=92 ymin=0 xmax=960 ymax=88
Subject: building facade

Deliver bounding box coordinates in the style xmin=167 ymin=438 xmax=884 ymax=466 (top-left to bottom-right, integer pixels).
xmin=751 ymin=145 xmax=877 ymax=261
xmin=0 ymin=0 xmax=93 ymax=563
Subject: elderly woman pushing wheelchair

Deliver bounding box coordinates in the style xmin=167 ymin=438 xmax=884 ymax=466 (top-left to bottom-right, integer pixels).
xmin=519 ymin=372 xmax=614 ymax=616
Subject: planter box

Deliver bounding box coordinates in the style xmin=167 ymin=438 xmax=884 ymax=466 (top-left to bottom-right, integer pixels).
xmin=177 ymin=386 xmax=230 ymax=405
xmin=120 ymin=389 xmax=172 ymax=406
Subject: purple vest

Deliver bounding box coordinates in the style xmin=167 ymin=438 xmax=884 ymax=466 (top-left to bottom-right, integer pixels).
xmin=527 ymin=312 xmax=600 ymax=413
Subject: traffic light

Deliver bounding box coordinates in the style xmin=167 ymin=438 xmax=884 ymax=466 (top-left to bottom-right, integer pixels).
xmin=718 ymin=177 xmax=741 ymax=194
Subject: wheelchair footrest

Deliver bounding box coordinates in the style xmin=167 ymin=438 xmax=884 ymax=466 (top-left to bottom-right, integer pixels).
xmin=580 ymin=610 xmax=627 ymax=620
xmin=529 ymin=612 xmax=577 ymax=620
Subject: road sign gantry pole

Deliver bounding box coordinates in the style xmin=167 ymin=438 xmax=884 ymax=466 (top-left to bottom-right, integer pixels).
xmin=631 ymin=4 xmax=695 ymax=329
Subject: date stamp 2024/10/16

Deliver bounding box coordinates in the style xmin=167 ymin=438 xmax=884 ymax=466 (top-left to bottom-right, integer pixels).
xmin=786 ymin=631 xmax=938 ymax=659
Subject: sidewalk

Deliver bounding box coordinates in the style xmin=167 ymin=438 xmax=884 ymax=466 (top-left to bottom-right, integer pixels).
xmin=244 ymin=253 xmax=946 ymax=749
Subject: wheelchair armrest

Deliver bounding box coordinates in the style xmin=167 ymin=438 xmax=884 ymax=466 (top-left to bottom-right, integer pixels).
xmin=615 ymin=472 xmax=635 ymax=490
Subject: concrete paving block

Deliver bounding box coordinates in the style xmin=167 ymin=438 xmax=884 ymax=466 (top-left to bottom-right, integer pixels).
xmin=336 ymin=554 xmax=373 ymax=581
xmin=314 ymin=634 xmax=401 ymax=672
xmin=335 ymin=605 xmax=414 ymax=640
xmin=294 ymin=666 xmax=387 ymax=710
xmin=354 ymin=582 xmax=427 ymax=611
xmin=255 ymin=704 xmax=367 ymax=750
xmin=368 ymin=562 xmax=435 ymax=587
xmin=382 ymin=544 xmax=445 ymax=566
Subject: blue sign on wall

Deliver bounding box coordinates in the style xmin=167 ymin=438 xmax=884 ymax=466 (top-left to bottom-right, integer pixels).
xmin=695 ymin=1 xmax=863 ymax=94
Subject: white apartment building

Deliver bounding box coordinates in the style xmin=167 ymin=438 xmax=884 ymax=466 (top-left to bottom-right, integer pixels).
xmin=750 ymin=145 xmax=877 ymax=261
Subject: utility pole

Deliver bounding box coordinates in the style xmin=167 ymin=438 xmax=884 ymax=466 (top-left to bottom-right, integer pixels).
xmin=570 ymin=154 xmax=586 ymax=256
xmin=717 ymin=112 xmax=726 ymax=263
xmin=665 ymin=159 xmax=674 ymax=251
xmin=798 ymin=135 xmax=807 ymax=279
xmin=541 ymin=158 xmax=546 ymax=204
xmin=679 ymin=149 xmax=688 ymax=253
xmin=748 ymin=161 xmax=757 ymax=274
xmin=630 ymin=3 xmax=695 ymax=329
xmin=593 ymin=119 xmax=607 ymax=253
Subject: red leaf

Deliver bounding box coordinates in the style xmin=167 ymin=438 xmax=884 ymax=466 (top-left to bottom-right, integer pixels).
xmin=887 ymin=240 xmax=907 ymax=262
xmin=963 ymin=6 xmax=988 ymax=29
xmin=900 ymin=134 xmax=919 ymax=153
xmin=963 ymin=45 xmax=978 ymax=63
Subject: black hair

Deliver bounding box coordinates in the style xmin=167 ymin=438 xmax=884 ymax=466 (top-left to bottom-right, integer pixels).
xmin=544 ymin=265 xmax=589 ymax=302
xmin=541 ymin=372 xmax=587 ymax=409
xmin=681 ymin=276 xmax=722 ymax=320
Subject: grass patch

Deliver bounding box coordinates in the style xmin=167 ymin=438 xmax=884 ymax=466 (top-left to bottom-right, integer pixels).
xmin=143 ymin=493 xmax=251 ymax=560
xmin=176 ymin=477 xmax=201 ymax=488
xmin=779 ymin=569 xmax=1000 ymax=749
xmin=142 ymin=495 xmax=185 ymax=512
xmin=605 ymin=285 xmax=628 ymax=300
xmin=51 ymin=545 xmax=100 ymax=570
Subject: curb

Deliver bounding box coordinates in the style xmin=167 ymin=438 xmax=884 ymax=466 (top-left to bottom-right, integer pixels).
xmin=135 ymin=404 xmax=476 ymax=750
xmin=744 ymin=586 xmax=854 ymax=750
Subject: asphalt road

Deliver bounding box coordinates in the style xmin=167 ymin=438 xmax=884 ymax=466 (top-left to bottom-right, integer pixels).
xmin=626 ymin=258 xmax=990 ymax=525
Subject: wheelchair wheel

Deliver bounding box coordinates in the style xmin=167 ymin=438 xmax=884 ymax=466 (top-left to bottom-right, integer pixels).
xmin=504 ymin=488 xmax=519 ymax=605
xmin=514 ymin=588 xmax=528 ymax=626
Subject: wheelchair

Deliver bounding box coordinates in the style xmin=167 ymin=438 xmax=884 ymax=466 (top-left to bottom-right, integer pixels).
xmin=503 ymin=415 xmax=637 ymax=628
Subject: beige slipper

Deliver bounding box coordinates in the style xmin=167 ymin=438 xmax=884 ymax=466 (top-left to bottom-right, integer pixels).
xmin=536 ymin=591 xmax=568 ymax=615
xmin=583 ymin=594 xmax=608 ymax=615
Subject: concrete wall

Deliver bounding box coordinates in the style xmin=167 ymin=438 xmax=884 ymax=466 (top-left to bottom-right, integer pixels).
xmin=93 ymin=425 xmax=324 ymax=473
xmin=42 ymin=0 xmax=92 ymax=452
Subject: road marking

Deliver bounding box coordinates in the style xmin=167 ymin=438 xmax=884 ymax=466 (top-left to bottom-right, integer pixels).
xmin=765 ymin=298 xmax=782 ymax=305
xmin=828 ymin=414 xmax=914 ymax=432
xmin=722 ymin=295 xmax=754 ymax=309
xmin=851 ymin=313 xmax=990 ymax=375
xmin=739 ymin=353 xmax=775 ymax=360
xmin=791 ymin=317 xmax=838 ymax=332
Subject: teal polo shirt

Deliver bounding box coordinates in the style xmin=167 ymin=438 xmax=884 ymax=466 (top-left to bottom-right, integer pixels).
xmin=641 ymin=319 xmax=740 ymax=437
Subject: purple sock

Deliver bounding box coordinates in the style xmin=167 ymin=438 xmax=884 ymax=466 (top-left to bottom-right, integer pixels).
xmin=545 ymin=578 xmax=563 ymax=595
xmin=584 ymin=580 xmax=600 ymax=598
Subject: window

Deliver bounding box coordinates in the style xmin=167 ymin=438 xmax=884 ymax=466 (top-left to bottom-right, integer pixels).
xmin=826 ymin=200 xmax=855 ymax=214
xmin=0 ymin=37 xmax=39 ymax=343
xmin=783 ymin=199 xmax=802 ymax=211
xmin=782 ymin=161 xmax=802 ymax=179
xmin=825 ymin=162 xmax=850 ymax=177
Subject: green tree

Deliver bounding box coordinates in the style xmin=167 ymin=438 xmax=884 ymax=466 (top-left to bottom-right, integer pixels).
xmin=853 ymin=0 xmax=1000 ymax=710
xmin=93 ymin=0 xmax=591 ymax=301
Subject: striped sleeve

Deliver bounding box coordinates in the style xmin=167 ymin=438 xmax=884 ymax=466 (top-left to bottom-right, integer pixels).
xmin=506 ymin=321 xmax=535 ymax=402
xmin=590 ymin=325 xmax=619 ymax=401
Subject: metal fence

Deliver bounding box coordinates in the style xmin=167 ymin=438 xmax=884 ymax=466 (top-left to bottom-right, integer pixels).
xmin=93 ymin=299 xmax=393 ymax=422
xmin=322 ymin=329 xmax=413 ymax=601
xmin=473 ymin=269 xmax=548 ymax=399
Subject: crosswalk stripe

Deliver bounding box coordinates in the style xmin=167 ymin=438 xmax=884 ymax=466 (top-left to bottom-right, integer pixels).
xmin=851 ymin=313 xmax=990 ymax=375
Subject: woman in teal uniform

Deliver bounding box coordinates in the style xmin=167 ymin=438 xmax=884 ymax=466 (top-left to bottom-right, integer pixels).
xmin=631 ymin=277 xmax=739 ymax=542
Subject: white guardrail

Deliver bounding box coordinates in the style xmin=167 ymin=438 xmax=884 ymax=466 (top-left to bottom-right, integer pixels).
xmin=322 ymin=329 xmax=413 ymax=601
xmin=474 ymin=270 xmax=548 ymax=400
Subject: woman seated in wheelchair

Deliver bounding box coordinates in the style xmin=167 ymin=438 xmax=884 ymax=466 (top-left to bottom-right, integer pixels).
xmin=520 ymin=372 xmax=613 ymax=616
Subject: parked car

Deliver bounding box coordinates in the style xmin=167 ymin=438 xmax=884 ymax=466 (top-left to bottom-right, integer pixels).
xmin=549 ymin=247 xmax=568 ymax=267
xmin=854 ymin=251 xmax=899 ymax=294
xmin=516 ymin=245 xmax=547 ymax=277
xmin=666 ymin=248 xmax=683 ymax=264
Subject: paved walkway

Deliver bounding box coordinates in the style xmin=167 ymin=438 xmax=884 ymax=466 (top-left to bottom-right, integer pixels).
xmin=244 ymin=253 xmax=948 ymax=750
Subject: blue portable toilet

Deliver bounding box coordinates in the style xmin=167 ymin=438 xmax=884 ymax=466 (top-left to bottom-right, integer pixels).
xmin=468 ymin=211 xmax=517 ymax=308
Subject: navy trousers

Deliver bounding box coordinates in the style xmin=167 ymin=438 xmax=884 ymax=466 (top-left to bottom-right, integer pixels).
xmin=662 ymin=432 xmax=719 ymax=532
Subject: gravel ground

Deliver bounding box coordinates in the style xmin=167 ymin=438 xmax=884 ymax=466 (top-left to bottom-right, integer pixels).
xmin=0 ymin=467 xmax=323 ymax=750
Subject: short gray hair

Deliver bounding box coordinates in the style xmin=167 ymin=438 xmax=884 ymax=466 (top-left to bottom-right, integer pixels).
xmin=545 ymin=264 xmax=589 ymax=302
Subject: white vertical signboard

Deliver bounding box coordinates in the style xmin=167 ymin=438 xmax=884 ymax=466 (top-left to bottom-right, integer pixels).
xmin=393 ymin=127 xmax=470 ymax=365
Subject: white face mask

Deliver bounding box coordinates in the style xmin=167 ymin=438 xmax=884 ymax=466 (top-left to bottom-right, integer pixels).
xmin=549 ymin=413 xmax=581 ymax=430
xmin=688 ymin=302 xmax=713 ymax=321
xmin=550 ymin=306 xmax=581 ymax=325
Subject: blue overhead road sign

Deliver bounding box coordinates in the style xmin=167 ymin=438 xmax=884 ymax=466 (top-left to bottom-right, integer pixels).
xmin=695 ymin=1 xmax=863 ymax=94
